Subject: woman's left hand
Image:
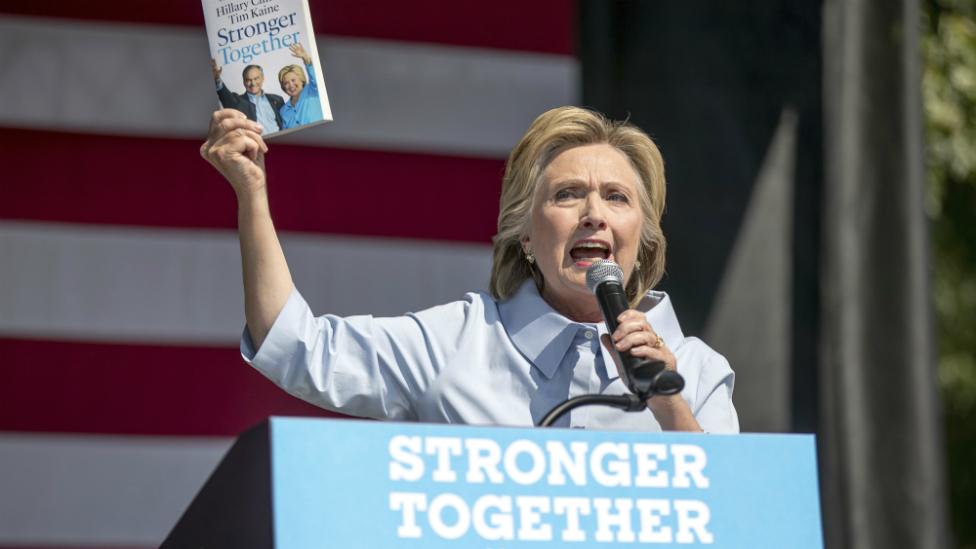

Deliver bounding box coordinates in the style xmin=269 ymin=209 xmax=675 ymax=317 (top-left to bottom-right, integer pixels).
xmin=606 ymin=309 xmax=676 ymax=372
xmin=289 ymin=43 xmax=311 ymax=64
xmin=600 ymin=310 xmax=702 ymax=432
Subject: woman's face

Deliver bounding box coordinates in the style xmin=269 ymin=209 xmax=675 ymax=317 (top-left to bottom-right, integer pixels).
xmin=524 ymin=143 xmax=644 ymax=319
xmin=281 ymin=72 xmax=305 ymax=98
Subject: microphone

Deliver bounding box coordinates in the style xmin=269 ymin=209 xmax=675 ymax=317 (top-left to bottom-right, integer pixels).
xmin=585 ymin=260 xmax=685 ymax=399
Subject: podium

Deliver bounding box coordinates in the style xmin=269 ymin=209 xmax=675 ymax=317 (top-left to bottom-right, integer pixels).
xmin=162 ymin=417 xmax=823 ymax=548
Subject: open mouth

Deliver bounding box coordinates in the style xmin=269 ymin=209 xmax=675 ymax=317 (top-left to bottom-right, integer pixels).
xmin=569 ymin=240 xmax=611 ymax=266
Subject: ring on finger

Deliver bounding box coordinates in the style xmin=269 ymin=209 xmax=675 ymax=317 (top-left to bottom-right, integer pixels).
xmin=651 ymin=335 xmax=664 ymax=349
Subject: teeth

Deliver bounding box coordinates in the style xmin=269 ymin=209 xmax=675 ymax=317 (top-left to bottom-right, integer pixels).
xmin=574 ymin=242 xmax=609 ymax=250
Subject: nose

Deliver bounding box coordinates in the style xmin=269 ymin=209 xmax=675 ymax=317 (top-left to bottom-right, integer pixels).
xmin=580 ymin=192 xmax=608 ymax=230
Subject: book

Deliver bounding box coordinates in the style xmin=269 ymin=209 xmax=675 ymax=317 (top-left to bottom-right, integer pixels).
xmin=202 ymin=0 xmax=332 ymax=137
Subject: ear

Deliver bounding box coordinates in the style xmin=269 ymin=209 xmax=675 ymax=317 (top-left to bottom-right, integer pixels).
xmin=520 ymin=235 xmax=531 ymax=254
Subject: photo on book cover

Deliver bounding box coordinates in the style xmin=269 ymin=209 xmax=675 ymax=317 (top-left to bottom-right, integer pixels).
xmin=202 ymin=0 xmax=333 ymax=137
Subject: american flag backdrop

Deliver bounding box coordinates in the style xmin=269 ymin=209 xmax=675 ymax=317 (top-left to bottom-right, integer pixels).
xmin=0 ymin=2 xmax=577 ymax=546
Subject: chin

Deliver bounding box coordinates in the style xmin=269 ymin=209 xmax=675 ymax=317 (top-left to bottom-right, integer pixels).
xmin=562 ymin=271 xmax=591 ymax=292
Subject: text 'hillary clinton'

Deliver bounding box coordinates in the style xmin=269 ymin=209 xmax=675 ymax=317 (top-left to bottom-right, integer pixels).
xmin=387 ymin=435 xmax=715 ymax=544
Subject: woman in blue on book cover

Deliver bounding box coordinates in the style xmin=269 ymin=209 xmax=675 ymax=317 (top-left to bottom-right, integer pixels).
xmin=277 ymin=42 xmax=323 ymax=129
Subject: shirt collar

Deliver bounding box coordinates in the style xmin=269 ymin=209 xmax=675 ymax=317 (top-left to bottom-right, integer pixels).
xmin=497 ymin=280 xmax=685 ymax=380
xmin=246 ymin=91 xmax=264 ymax=103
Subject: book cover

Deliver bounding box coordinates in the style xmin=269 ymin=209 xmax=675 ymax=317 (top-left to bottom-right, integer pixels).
xmin=202 ymin=0 xmax=332 ymax=137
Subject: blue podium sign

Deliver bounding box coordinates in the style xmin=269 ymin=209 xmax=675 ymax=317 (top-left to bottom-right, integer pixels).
xmin=269 ymin=417 xmax=823 ymax=548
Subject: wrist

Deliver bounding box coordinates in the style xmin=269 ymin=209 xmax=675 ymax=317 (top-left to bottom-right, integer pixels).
xmin=236 ymin=186 xmax=270 ymax=215
xmin=645 ymin=394 xmax=703 ymax=432
xmin=646 ymin=394 xmax=684 ymax=414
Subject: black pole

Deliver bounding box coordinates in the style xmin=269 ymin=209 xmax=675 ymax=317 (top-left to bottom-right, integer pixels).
xmin=537 ymin=394 xmax=646 ymax=428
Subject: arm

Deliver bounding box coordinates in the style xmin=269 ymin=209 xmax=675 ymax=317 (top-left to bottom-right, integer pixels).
xmin=604 ymin=310 xmax=704 ymax=432
xmin=212 ymin=58 xmax=235 ymax=108
xmin=199 ymin=109 xmax=292 ymax=348
xmin=289 ymin=43 xmax=319 ymax=94
xmin=243 ymin=293 xmax=462 ymax=420
xmin=646 ymin=393 xmax=703 ymax=431
xmin=211 ymin=58 xmax=222 ymax=84
xmin=215 ymin=82 xmax=239 ymax=110
xmin=304 ymin=62 xmax=319 ymax=95
xmin=686 ymin=350 xmax=739 ymax=433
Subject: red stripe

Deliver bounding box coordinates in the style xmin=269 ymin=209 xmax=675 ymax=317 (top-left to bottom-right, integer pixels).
xmin=0 ymin=337 xmax=346 ymax=436
xmin=0 ymin=127 xmax=502 ymax=244
xmin=0 ymin=0 xmax=574 ymax=55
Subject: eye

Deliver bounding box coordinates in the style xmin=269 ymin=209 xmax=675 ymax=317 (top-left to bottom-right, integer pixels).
xmin=607 ymin=191 xmax=630 ymax=203
xmin=554 ymin=188 xmax=577 ymax=201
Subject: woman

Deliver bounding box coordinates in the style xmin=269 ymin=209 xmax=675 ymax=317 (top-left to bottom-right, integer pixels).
xmin=277 ymin=43 xmax=323 ymax=129
xmin=199 ymin=106 xmax=739 ymax=433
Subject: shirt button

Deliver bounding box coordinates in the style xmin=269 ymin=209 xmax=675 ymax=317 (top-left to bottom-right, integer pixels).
xmin=584 ymin=330 xmax=594 ymax=340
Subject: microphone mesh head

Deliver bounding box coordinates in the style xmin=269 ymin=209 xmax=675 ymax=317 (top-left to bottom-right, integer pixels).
xmin=585 ymin=260 xmax=624 ymax=293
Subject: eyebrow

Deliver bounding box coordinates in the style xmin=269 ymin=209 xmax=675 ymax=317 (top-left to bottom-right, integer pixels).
xmin=549 ymin=178 xmax=633 ymax=189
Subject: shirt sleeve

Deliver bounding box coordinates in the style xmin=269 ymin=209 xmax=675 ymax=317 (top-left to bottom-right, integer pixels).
xmin=689 ymin=346 xmax=740 ymax=434
xmin=240 ymin=288 xmax=463 ymax=420
xmin=304 ymin=62 xmax=318 ymax=95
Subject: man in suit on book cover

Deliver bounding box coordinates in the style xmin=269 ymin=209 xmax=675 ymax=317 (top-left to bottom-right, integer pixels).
xmin=211 ymin=59 xmax=285 ymax=134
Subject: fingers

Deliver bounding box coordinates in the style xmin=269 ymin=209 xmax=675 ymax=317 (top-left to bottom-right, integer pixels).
xmin=217 ymin=123 xmax=267 ymax=153
xmin=250 ymin=128 xmax=268 ymax=154
xmin=625 ymin=339 xmax=671 ymax=363
xmin=608 ymin=310 xmax=673 ymax=367
xmin=602 ymin=309 xmax=679 ymax=381
xmin=613 ymin=327 xmax=661 ymax=354
xmin=207 ymin=109 xmax=246 ymax=138
xmin=610 ymin=310 xmax=656 ymax=350
xmin=206 ymin=110 xmax=266 ymax=145
xmin=200 ymin=113 xmax=268 ymax=169
xmin=209 ymin=109 xmax=256 ymax=132
xmin=204 ymin=126 xmax=267 ymax=162
xmin=289 ymin=43 xmax=310 ymax=63
xmin=237 ymin=130 xmax=263 ymax=162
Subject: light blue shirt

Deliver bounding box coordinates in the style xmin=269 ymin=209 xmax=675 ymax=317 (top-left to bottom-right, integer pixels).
xmin=246 ymin=91 xmax=280 ymax=133
xmin=242 ymin=281 xmax=739 ymax=432
xmin=279 ymin=63 xmax=323 ymax=129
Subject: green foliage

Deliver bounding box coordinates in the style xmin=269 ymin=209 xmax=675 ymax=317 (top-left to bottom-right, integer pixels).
xmin=922 ymin=0 xmax=976 ymax=546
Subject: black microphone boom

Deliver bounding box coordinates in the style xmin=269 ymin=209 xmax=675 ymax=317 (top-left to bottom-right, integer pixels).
xmin=585 ymin=260 xmax=685 ymax=399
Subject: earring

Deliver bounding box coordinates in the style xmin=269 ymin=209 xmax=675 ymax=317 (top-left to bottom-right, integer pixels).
xmin=635 ymin=259 xmax=642 ymax=268
xmin=525 ymin=250 xmax=536 ymax=264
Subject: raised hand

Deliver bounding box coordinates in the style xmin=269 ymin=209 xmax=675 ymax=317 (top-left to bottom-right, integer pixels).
xmin=199 ymin=109 xmax=269 ymax=198
xmin=288 ymin=43 xmax=312 ymax=65
xmin=210 ymin=58 xmax=222 ymax=82
xmin=199 ymin=110 xmax=293 ymax=350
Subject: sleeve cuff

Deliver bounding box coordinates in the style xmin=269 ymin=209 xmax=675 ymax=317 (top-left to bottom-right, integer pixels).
xmin=240 ymin=287 xmax=310 ymax=366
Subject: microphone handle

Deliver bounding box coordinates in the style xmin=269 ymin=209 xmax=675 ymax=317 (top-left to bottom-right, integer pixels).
xmin=595 ymin=281 xmax=684 ymax=398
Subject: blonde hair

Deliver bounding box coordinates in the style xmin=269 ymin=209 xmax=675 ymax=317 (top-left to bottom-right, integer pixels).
xmin=277 ymin=64 xmax=307 ymax=89
xmin=489 ymin=106 xmax=667 ymax=307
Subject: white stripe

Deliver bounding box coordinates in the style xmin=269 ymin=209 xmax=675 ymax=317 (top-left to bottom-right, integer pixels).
xmin=0 ymin=221 xmax=492 ymax=344
xmin=0 ymin=433 xmax=231 ymax=546
xmin=0 ymin=15 xmax=578 ymax=157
